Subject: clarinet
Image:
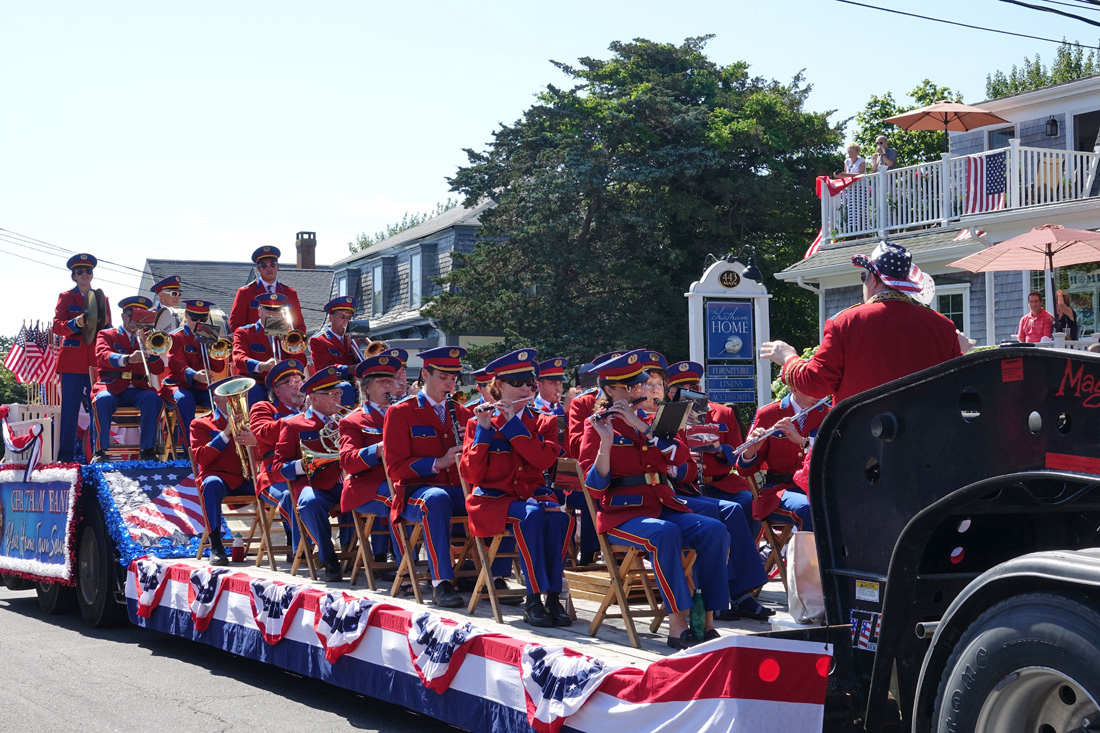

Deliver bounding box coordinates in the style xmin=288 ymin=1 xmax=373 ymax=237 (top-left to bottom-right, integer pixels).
xmin=384 ymin=391 xmax=397 ymax=405
xmin=444 ymin=391 xmax=463 ymax=447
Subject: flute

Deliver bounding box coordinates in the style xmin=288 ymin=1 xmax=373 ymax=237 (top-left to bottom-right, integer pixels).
xmin=731 ymin=395 xmax=831 ymax=456
xmin=590 ymin=396 xmax=647 ymax=422
xmin=474 ymin=396 xmax=534 ymax=414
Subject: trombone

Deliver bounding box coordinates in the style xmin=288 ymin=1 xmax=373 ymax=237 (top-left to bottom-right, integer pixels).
xmin=136 ymin=327 xmax=173 ymax=392
xmin=213 ymin=377 xmax=259 ymax=479
xmin=195 ymin=322 xmax=231 ymax=385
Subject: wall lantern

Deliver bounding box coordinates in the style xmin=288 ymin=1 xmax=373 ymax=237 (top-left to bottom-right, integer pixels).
xmin=1046 ymin=116 xmax=1059 ymax=138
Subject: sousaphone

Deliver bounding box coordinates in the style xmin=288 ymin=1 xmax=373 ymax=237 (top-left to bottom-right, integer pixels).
xmin=81 ymin=288 xmax=108 ymax=345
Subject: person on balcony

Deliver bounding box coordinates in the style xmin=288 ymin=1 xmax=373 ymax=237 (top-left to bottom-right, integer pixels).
xmin=872 ymin=135 xmax=897 ymax=172
xmin=1018 ymin=291 xmax=1056 ymax=343
xmin=840 ymin=143 xmax=865 ymax=176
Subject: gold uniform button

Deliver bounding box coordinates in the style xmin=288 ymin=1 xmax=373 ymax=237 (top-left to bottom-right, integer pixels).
xmin=641 ymin=446 xmax=648 ymax=451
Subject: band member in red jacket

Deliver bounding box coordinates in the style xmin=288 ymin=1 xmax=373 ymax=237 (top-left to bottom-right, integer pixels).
xmin=53 ymin=253 xmax=112 ymax=462
xmin=231 ymin=292 xmax=287 ymax=405
xmin=578 ymin=350 xmax=729 ymax=650
xmin=381 ymin=346 xmax=472 ymax=608
xmin=309 ymin=296 xmax=362 ymax=407
xmin=381 ymin=347 xmax=410 ymax=400
xmin=338 ymin=355 xmax=401 ymax=564
xmin=90 ymin=296 xmax=167 ymax=462
xmin=735 ymin=386 xmax=830 ymax=533
xmin=762 ymin=241 xmax=961 ymax=404
xmin=272 ymin=367 xmax=347 ymax=582
xmin=166 ymin=299 xmax=224 ymax=444
xmin=465 ymin=368 xmax=493 ymax=410
xmin=532 ymin=357 xmax=568 ymax=418
xmin=191 ymin=377 xmax=259 ymax=565
xmin=249 ymin=359 xmax=306 ymax=556
xmin=461 ymin=349 xmax=572 ymax=628
xmin=229 ymin=246 xmax=304 ymax=333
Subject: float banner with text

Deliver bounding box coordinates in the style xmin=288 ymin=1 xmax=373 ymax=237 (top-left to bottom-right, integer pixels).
xmin=0 ymin=465 xmax=80 ymax=582
xmin=705 ymin=300 xmax=753 ymax=361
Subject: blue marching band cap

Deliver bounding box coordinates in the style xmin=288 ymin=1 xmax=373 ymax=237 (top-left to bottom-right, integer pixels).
xmin=66 ymin=253 xmax=97 ymax=270
xmin=593 ymin=349 xmax=650 ymax=386
xmin=182 ymin=299 xmax=212 ymax=316
xmin=538 ymin=357 xmax=568 ymax=380
xmin=355 ymin=354 xmax=400 ymax=379
xmin=324 ymin=296 xmax=356 ymax=314
xmin=265 ymin=359 xmax=305 ymax=390
xmin=151 ymin=275 xmax=181 ymax=293
xmin=383 ymin=347 xmax=408 ymax=365
xmin=667 ymin=361 xmax=703 ymax=387
xmin=418 ymin=346 xmax=467 ymax=373
xmin=256 ymin=292 xmax=288 ymax=308
xmin=118 ymin=295 xmax=154 ymax=311
xmin=302 ymin=367 xmax=346 ymax=394
xmin=487 ymin=348 xmax=539 ymax=380
xmin=641 ymin=350 xmax=668 ymax=374
xmin=252 ymin=245 xmax=281 ymax=264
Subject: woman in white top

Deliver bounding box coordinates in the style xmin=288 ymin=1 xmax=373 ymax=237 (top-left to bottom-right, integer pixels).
xmin=843 ymin=143 xmax=865 ymax=175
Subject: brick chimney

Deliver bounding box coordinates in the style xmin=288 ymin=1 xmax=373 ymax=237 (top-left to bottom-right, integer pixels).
xmin=295 ymin=231 xmax=316 ymax=270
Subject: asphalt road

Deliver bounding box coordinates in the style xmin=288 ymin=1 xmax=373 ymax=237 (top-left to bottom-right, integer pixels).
xmin=0 ymin=586 xmax=463 ymax=733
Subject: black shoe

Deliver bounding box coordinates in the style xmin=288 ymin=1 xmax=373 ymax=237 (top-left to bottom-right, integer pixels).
xmin=455 ymin=576 xmax=476 ymax=593
xmin=523 ymin=596 xmax=554 ymax=628
xmin=545 ymin=594 xmax=573 ymax=627
xmin=138 ymin=448 xmax=158 ymax=462
xmin=667 ymin=629 xmax=699 ymax=651
xmin=432 ymin=580 xmax=463 ymax=608
xmin=494 ymin=578 xmax=522 ymax=606
xmin=373 ymin=552 xmax=388 ymax=564
xmin=703 ymin=628 xmax=721 ymax=642
xmin=714 ymin=607 xmax=741 ymax=621
xmin=578 ymin=551 xmax=596 ymax=566
xmin=285 ymin=552 xmax=294 ymax=565
xmin=90 ymin=451 xmax=109 ymax=464
xmin=209 ymin=545 xmax=229 ymax=567
xmin=323 ymin=559 xmax=342 ymax=583
xmin=733 ymin=594 xmax=776 ymax=621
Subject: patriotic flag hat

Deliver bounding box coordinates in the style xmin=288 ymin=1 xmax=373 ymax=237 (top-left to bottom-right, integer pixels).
xmin=641 ymin=350 xmax=668 ymax=375
xmin=419 ymin=346 xmax=466 ymax=374
xmin=851 ymin=240 xmax=923 ymax=294
xmin=667 ymin=361 xmax=703 ymax=387
xmin=593 ymin=349 xmax=649 ymax=386
xmin=66 ymin=253 xmax=97 ymax=270
xmin=324 ymin=296 xmax=356 ymax=314
xmin=383 ymin=347 xmax=409 ymax=365
xmin=537 ymin=357 xmax=568 ymax=381
xmin=151 ymin=275 xmax=181 ymax=294
xmin=251 ymin=245 xmax=281 ymax=264
xmin=118 ymin=295 xmax=154 ymax=311
xmin=265 ymin=359 xmax=305 ymax=390
xmin=256 ymin=292 xmax=288 ymax=309
xmin=355 ymin=354 xmax=400 ymax=379
xmin=183 ymin=299 xmax=211 ymax=316
xmin=302 ymin=367 xmax=346 ymax=394
xmin=471 ymin=367 xmax=492 ymax=386
xmin=487 ymin=349 xmax=539 ymax=381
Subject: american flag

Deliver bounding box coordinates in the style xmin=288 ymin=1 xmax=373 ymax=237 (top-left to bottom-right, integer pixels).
xmin=104 ymin=467 xmax=206 ymax=546
xmin=804 ymin=228 xmax=824 ymax=259
xmin=3 ymin=325 xmax=30 ymax=383
xmin=28 ymin=322 xmax=59 ymax=383
xmin=964 ymin=151 xmax=1007 ymax=215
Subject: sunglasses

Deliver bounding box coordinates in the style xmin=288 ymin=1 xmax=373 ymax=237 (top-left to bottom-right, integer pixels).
xmin=502 ymin=377 xmax=536 ymax=388
xmin=72 ymin=267 xmax=93 ymax=275
xmin=256 ymin=261 xmax=278 ymax=269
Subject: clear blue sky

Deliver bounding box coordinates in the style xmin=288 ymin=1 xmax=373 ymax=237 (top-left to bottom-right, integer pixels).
xmin=0 ymin=1 xmax=1089 ymax=334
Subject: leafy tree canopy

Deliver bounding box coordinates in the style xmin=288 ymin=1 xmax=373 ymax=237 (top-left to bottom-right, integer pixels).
xmin=987 ymin=40 xmax=1100 ymax=99
xmin=851 ymin=80 xmax=962 ymax=166
xmin=347 ymin=198 xmax=460 ymax=253
xmin=426 ymin=37 xmax=842 ymax=366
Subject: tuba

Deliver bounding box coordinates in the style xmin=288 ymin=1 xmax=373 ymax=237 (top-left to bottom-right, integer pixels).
xmin=213 ymin=377 xmax=258 ymax=478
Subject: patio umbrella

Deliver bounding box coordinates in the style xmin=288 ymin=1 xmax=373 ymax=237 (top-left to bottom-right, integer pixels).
xmin=884 ymin=100 xmax=1011 ymax=153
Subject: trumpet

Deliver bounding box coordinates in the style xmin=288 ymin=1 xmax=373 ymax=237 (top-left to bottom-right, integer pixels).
xmin=213 ymin=377 xmax=259 ymax=479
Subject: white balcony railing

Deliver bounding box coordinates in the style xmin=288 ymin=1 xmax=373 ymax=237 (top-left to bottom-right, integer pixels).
xmin=821 ymin=139 xmax=1100 ymax=242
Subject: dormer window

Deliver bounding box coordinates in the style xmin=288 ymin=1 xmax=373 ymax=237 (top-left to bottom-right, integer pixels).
xmin=372 ymin=264 xmax=383 ymax=317
xmin=410 ymin=252 xmax=422 ymax=308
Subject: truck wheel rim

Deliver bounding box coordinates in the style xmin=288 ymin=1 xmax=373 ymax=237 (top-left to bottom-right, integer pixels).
xmin=78 ymin=529 xmax=98 ymax=607
xmin=975 ymin=666 xmax=1099 ymax=733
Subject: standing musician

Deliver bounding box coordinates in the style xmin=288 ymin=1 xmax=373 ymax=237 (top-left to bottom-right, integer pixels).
xmin=231 ymin=292 xmax=285 ymax=405
xmin=381 ymin=346 xmax=472 ymax=608
xmin=578 ymin=350 xmax=730 ymax=650
xmin=191 ymin=377 xmax=259 ymax=566
xmin=272 ymin=367 xmax=348 ymax=582
xmin=337 ymin=355 xmax=400 ymax=566
xmin=309 ymin=296 xmax=362 ymax=407
xmin=734 ymin=385 xmax=830 ymax=533
xmin=461 ymin=349 xmax=572 ymax=628
xmin=90 ymin=296 xmax=166 ymax=463
xmin=532 ymin=357 xmax=568 ymax=417
xmin=229 ymin=246 xmax=305 ymax=333
xmin=248 ymin=360 xmax=306 ymax=561
xmin=150 ymin=275 xmax=183 ymax=331
xmin=53 ymin=253 xmax=112 ymax=463
xmin=166 ymin=299 xmax=223 ymax=443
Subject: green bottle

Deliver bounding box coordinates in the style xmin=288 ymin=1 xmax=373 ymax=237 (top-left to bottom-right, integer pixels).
xmin=690 ymin=589 xmax=705 ymax=640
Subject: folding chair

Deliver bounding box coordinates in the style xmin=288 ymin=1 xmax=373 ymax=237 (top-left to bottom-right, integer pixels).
xmin=457 ymin=467 xmax=526 ymax=622
xmin=290 ymin=502 xmax=357 ymax=582
xmin=348 ymin=509 xmax=397 ymax=590
xmin=194 ymin=493 xmax=262 ymax=560
xmin=253 ymin=495 xmax=290 ymax=572
xmin=100 ymin=404 xmax=167 ymax=462
xmin=749 ymin=473 xmax=794 ymax=593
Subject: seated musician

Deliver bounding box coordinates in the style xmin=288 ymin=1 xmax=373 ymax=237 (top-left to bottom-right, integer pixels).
xmin=309 ymin=296 xmax=361 ymax=408
xmin=229 ymin=246 xmax=304 ymax=333
xmin=249 ymin=359 xmax=306 ymax=560
xmin=191 ymin=377 xmax=259 ymax=565
xmin=166 ymin=299 xmax=224 ymax=443
xmin=383 ymin=347 xmax=410 ymax=400
xmin=578 ymin=349 xmax=730 ymax=650
xmin=337 ymin=355 xmax=400 ymax=567
xmin=150 ymin=275 xmax=182 ymax=331
xmin=54 ymin=253 xmax=112 ymax=463
xmin=461 ymin=349 xmax=572 ymax=628
xmin=734 ymin=385 xmax=830 ymax=533
xmin=272 ymin=367 xmax=347 ymax=582
xmin=465 ymin=368 xmax=493 ymax=409
xmin=381 ymin=346 xmax=472 ymax=608
xmin=231 ymin=292 xmax=285 ymax=406
xmin=532 ymin=357 xmax=568 ymax=417
xmin=90 ymin=296 xmax=168 ymax=463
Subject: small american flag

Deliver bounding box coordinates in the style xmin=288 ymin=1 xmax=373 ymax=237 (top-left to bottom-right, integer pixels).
xmin=105 ymin=467 xmax=205 ymax=546
xmin=29 ymin=323 xmax=59 ymax=383
xmin=804 ymin=228 xmax=824 ymax=259
xmin=964 ymin=151 xmax=1007 ymax=215
xmin=3 ymin=325 xmax=30 ymax=383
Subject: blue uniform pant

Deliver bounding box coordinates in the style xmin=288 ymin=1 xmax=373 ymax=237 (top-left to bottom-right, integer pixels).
xmin=684 ymin=495 xmax=767 ymax=598
xmin=762 ymin=488 xmax=812 ymax=532
xmin=59 ymin=372 xmax=90 ymax=462
xmin=352 ymin=481 xmax=392 ymax=557
xmin=201 ymin=476 xmax=255 ymax=540
xmin=93 ymin=387 xmax=161 ymax=451
xmin=297 ymin=484 xmax=343 ymax=563
xmin=259 ymin=482 xmax=298 ymax=556
xmin=705 ymin=486 xmax=755 ymax=534
xmin=607 ymin=508 xmax=730 ymax=615
xmin=503 ymin=500 xmax=572 ymax=595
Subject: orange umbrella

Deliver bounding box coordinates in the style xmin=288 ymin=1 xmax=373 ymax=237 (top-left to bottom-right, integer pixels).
xmin=884 ymin=100 xmax=1011 ymax=152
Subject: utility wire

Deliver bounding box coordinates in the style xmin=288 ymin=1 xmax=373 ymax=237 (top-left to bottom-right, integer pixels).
xmin=998 ymin=0 xmax=1100 ymax=27
xmin=835 ymin=0 xmax=1100 ymax=49
xmin=1033 ymin=0 xmax=1100 ymax=12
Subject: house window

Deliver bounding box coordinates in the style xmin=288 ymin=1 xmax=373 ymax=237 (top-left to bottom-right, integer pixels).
xmin=988 ymin=127 xmax=1014 ymax=150
xmin=336 ymin=273 xmax=348 ymax=298
xmin=371 ymin=264 xmax=383 ymax=317
xmin=935 ymin=283 xmax=971 ymax=333
xmin=409 ymin=252 xmax=422 ymax=308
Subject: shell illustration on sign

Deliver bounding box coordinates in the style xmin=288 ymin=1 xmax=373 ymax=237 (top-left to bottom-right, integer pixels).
xmin=724 ymin=336 xmax=743 ymax=355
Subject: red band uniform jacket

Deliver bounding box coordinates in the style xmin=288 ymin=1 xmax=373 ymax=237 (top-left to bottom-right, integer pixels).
xmin=338 ymin=403 xmax=388 ymax=513
xmin=460 ymin=407 xmax=561 ymax=538
xmin=691 ymin=402 xmax=752 ymax=495
xmin=190 ymin=409 xmax=248 ymax=491
xmin=168 ymin=324 xmax=225 ymax=389
xmin=231 ymin=322 xmax=277 ymax=379
xmin=229 ymin=280 xmax=304 ymax=334
xmin=565 ymin=388 xmax=599 ymax=459
xmin=92 ymin=326 xmax=167 ymax=396
xmin=381 ymin=393 xmax=473 ymax=523
xmin=272 ymin=408 xmax=343 ymax=500
xmin=309 ymin=328 xmax=358 ymax=380
xmin=249 ymin=399 xmax=299 ymax=495
xmin=53 ymin=287 xmax=112 ymax=374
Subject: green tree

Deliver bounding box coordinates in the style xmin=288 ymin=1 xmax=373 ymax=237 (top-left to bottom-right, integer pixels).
xmin=851 ymin=80 xmax=962 ymax=165
xmin=986 ymin=41 xmax=1100 ymax=99
xmin=426 ymin=37 xmax=842 ymax=366
xmin=347 ymin=199 xmax=460 ymax=253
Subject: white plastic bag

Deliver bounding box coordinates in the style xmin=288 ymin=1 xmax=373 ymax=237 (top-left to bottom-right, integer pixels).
xmin=788 ymin=531 xmax=825 ymax=624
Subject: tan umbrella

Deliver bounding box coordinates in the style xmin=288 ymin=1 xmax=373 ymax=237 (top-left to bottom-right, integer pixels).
xmin=884 ymin=100 xmax=1011 ymax=152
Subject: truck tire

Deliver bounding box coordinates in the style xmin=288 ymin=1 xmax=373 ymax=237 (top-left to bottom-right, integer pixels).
xmin=75 ymin=511 xmax=127 ymax=628
xmin=35 ymin=581 xmax=77 ymax=614
xmin=1 ymin=572 xmax=34 ymax=592
xmin=932 ymin=592 xmax=1100 ymax=732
